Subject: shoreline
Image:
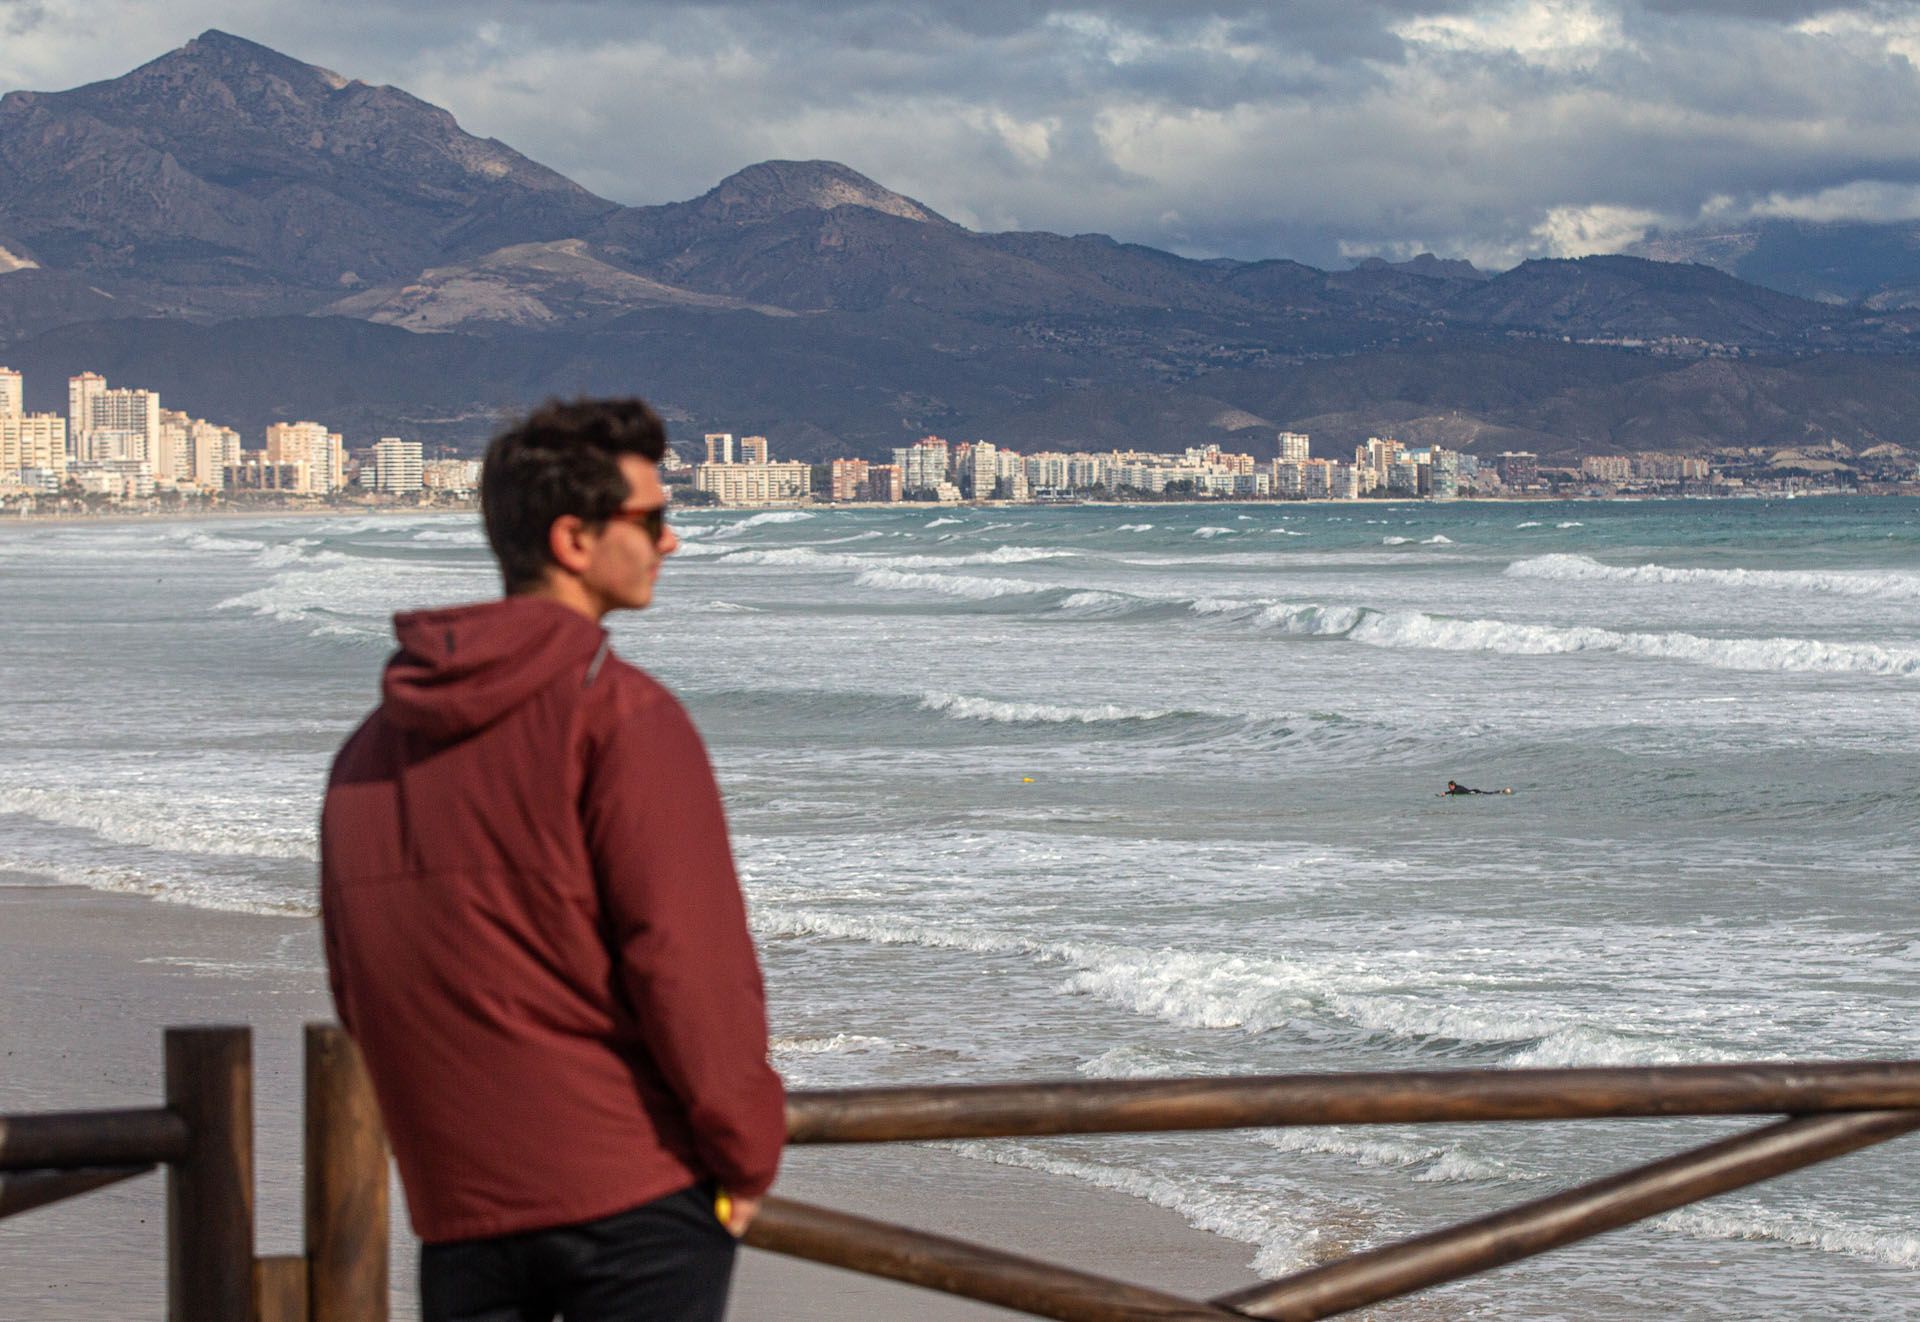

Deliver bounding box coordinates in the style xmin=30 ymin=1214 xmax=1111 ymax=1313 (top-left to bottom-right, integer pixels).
xmin=0 ymin=881 xmax=1262 ymax=1320
xmin=0 ymin=485 xmax=1884 ymax=527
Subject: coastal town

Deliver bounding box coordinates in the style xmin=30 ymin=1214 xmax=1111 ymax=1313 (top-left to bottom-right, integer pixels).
xmin=3 ymin=364 xmax=1916 ymax=514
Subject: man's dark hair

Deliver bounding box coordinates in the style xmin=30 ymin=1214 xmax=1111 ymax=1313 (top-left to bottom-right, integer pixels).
xmin=482 ymin=398 xmax=669 ymax=593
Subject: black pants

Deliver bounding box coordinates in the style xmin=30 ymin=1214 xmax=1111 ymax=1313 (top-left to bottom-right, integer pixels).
xmin=420 ymin=1184 xmax=737 ymax=1322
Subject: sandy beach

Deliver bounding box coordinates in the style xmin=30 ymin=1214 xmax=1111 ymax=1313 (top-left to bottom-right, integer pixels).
xmin=0 ymin=883 xmax=1260 ymax=1320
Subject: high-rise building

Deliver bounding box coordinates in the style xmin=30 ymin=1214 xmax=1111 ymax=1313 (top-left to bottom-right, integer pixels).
xmin=829 ymin=458 xmax=870 ymax=501
xmin=373 ymin=438 xmax=426 ymax=493
xmin=892 ymin=437 xmax=950 ymax=494
xmin=968 ymin=442 xmax=997 ymax=498
xmin=1277 ymin=431 xmax=1310 ymax=462
xmin=266 ymin=421 xmax=346 ymax=494
xmin=703 ymin=433 xmax=735 ymax=464
xmin=863 ymin=464 xmax=903 ymax=502
xmin=0 ymin=366 xmax=21 ymax=419
xmin=188 ymin=420 xmax=241 ymax=488
xmin=79 ymin=386 xmax=161 ymax=466
xmin=1 ymin=414 xmax=67 ymax=480
xmin=738 ymin=435 xmax=769 ymax=464
xmin=67 ymin=373 xmax=106 ymax=458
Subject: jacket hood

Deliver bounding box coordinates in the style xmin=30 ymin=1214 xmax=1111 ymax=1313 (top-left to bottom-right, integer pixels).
xmin=382 ymin=597 xmax=606 ymax=740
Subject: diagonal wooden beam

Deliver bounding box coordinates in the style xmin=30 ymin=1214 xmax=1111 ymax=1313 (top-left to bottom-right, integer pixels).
xmin=746 ymin=1194 xmax=1246 ymax=1321
xmin=1213 ymin=1108 xmax=1920 ymax=1321
xmin=785 ymin=1062 xmax=1920 ymax=1143
xmin=0 ymin=1164 xmax=155 ymax=1220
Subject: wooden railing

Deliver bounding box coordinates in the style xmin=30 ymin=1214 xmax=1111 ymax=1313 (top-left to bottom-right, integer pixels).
xmin=1 ymin=1025 xmax=387 ymax=1322
xmin=4 ymin=1029 xmax=1918 ymax=1321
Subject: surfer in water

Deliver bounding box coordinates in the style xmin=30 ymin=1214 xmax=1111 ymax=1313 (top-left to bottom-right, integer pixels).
xmin=1444 ymin=780 xmax=1512 ymax=796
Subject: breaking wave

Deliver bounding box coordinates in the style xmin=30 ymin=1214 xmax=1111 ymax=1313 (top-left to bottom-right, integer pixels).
xmin=722 ymin=545 xmax=1073 ymax=571
xmin=1506 ymin=553 xmax=1920 ymax=601
xmin=709 ymin=510 xmax=815 ymax=537
xmin=754 ymin=908 xmax=1710 ymax=1068
xmin=920 ymin=692 xmax=1180 ymax=724
xmin=1657 ymin=1204 xmax=1920 ymax=1269
xmin=1195 ymin=595 xmax=1920 ymax=675
xmin=853 ymin=568 xmax=1052 ymax=600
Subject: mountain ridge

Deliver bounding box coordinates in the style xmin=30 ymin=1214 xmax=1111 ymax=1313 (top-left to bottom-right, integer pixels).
xmin=3 ymin=33 xmax=1919 ymax=460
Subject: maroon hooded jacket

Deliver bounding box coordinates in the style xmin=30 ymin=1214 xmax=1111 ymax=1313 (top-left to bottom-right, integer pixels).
xmin=320 ymin=596 xmax=784 ymax=1244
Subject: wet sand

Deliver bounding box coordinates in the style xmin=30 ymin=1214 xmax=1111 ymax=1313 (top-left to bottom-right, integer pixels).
xmin=0 ymin=884 xmax=1260 ymax=1319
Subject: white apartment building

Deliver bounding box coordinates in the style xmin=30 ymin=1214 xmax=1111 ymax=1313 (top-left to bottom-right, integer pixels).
xmin=373 ymin=438 xmax=425 ymax=494
xmin=265 ymin=421 xmax=346 ymax=494
xmin=1582 ymin=455 xmax=1633 ymax=482
xmin=1277 ymin=431 xmax=1310 ymax=462
xmin=86 ymin=388 xmax=162 ymax=466
xmin=893 ymin=439 xmax=950 ymax=493
xmin=693 ymin=460 xmax=811 ymax=505
xmin=189 ymin=420 xmax=242 ymax=489
xmin=0 ymin=366 xmax=21 ymax=419
xmin=703 ymin=433 xmax=735 ymax=464
xmin=1 ymin=414 xmax=67 ymax=480
xmin=738 ymin=435 xmax=769 ymax=464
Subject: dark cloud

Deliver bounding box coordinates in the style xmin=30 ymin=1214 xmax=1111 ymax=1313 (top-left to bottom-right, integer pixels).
xmin=4 ymin=0 xmax=1920 ymax=266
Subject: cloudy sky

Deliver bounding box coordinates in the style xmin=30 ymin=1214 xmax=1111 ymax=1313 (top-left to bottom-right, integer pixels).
xmin=4 ymin=0 xmax=1919 ymax=267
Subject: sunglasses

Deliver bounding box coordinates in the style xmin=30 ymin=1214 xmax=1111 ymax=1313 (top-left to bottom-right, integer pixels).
xmin=603 ymin=505 xmax=669 ymax=545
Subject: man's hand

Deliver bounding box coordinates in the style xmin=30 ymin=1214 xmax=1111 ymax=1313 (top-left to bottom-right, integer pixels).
xmin=719 ymin=1191 xmax=761 ymax=1237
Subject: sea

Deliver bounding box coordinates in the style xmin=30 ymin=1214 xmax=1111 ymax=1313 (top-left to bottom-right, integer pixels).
xmin=2 ymin=497 xmax=1917 ymax=1319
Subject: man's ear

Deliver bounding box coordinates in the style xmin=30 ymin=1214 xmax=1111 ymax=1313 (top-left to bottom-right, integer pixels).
xmin=546 ymin=514 xmax=594 ymax=576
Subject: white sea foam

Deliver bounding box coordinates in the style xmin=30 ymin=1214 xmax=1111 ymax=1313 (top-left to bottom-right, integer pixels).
xmin=920 ymin=692 xmax=1178 ymax=724
xmin=1206 ymin=593 xmax=1920 ymax=675
xmin=724 ymin=545 xmax=1072 ymax=571
xmin=1506 ymin=553 xmax=1920 ymax=601
xmin=1423 ymin=534 xmax=1453 ymax=545
xmin=1557 ymin=521 xmax=1584 ymax=528
xmin=177 ymin=531 xmax=267 ymax=554
xmin=756 ymin=907 xmax=1684 ymax=1065
xmin=723 ymin=510 xmax=815 ymax=531
xmin=216 ymin=556 xmax=488 ymax=637
xmin=0 ymin=852 xmax=315 ymax=916
xmin=410 ymin=527 xmax=486 ymax=545
xmin=1115 ymin=523 xmax=1154 ymax=532
xmin=853 ymin=568 xmax=1049 ymax=600
xmin=1194 ymin=526 xmax=1234 ymax=538
xmin=770 ymin=1033 xmax=899 ymax=1056
xmin=925 ymin=516 xmax=964 ymax=528
xmin=1077 ymin=1045 xmax=1228 ymax=1079
xmin=934 ymin=1140 xmax=1321 ymax=1277
xmin=1058 ymin=590 xmax=1133 ymax=615
xmin=1516 ymin=520 xmax=1543 ymax=528
xmin=0 ymin=785 xmax=319 ymax=861
xmin=1343 ymin=611 xmax=1920 ymax=675
xmin=1382 ymin=536 xmax=1410 ymax=545
xmin=1656 ymin=1203 xmax=1920 ymax=1269
xmin=1257 ymin=1127 xmax=1530 ymax=1184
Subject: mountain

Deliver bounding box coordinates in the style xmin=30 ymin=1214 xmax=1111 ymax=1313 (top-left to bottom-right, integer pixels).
xmin=1628 ymin=219 xmax=1920 ymax=307
xmin=0 ymin=30 xmax=613 ymax=299
xmin=3 ymin=32 xmax=1919 ymax=460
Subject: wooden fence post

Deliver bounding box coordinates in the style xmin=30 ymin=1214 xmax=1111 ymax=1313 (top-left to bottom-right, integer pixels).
xmin=165 ymin=1026 xmax=254 ymax=1322
xmin=306 ymin=1023 xmax=390 ymax=1322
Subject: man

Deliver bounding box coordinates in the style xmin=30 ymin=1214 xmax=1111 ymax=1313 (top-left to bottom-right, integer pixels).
xmin=1444 ymin=780 xmax=1512 ymax=795
xmin=321 ymin=399 xmax=784 ymax=1322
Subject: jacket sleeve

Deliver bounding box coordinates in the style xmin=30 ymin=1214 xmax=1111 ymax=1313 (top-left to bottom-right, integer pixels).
xmin=580 ymin=684 xmax=786 ymax=1197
